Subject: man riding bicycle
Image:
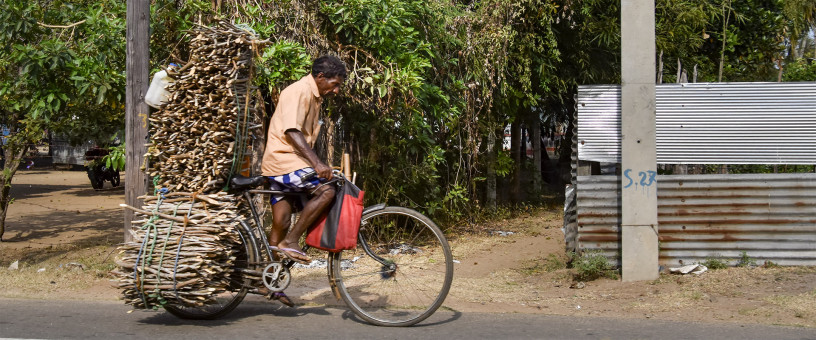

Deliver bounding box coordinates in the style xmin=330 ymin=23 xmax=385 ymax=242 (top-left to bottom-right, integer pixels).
xmin=259 ymin=55 xmax=346 ymax=306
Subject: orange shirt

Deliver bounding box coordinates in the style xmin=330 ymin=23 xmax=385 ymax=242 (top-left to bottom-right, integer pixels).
xmin=261 ymin=74 xmax=324 ymax=176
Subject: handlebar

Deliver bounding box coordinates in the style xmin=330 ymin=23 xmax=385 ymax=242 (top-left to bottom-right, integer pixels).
xmin=301 ymin=169 xmax=345 ymax=181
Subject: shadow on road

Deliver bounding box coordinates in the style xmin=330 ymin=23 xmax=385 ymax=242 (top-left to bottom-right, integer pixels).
xmin=134 ymin=303 xmax=462 ymax=327
xmin=135 ymin=304 xmax=333 ymax=326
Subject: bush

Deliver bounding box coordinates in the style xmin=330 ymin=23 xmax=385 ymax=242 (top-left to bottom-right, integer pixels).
xmin=701 ymin=257 xmax=729 ymax=270
xmin=570 ymin=250 xmax=617 ymax=281
xmin=762 ymin=260 xmax=780 ymax=268
xmin=736 ymin=251 xmax=757 ymax=267
xmin=102 ymin=145 xmax=125 ymax=171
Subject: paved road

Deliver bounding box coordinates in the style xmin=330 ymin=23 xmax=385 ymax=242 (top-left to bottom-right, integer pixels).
xmin=0 ymin=298 xmax=814 ymax=339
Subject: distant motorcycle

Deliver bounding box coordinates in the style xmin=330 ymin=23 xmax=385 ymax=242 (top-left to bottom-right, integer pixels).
xmin=84 ymin=147 xmax=120 ymax=190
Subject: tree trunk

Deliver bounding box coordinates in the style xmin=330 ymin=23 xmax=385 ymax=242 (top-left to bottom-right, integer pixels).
xmin=0 ymin=184 xmax=9 ymax=241
xmin=718 ymin=0 xmax=731 ymax=82
xmin=485 ymin=129 xmax=497 ymax=208
xmin=510 ymin=120 xmax=521 ymax=203
xmin=693 ymin=64 xmax=698 ymax=83
xmin=777 ymin=59 xmax=783 ymax=82
xmin=657 ymin=50 xmax=663 ymax=83
xmin=676 ymin=58 xmax=682 ymax=82
xmin=531 ymin=117 xmax=542 ymax=192
xmin=0 ymin=143 xmax=28 ymax=241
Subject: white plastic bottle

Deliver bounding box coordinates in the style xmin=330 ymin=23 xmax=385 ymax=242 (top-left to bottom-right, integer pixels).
xmin=145 ymin=67 xmax=175 ymax=109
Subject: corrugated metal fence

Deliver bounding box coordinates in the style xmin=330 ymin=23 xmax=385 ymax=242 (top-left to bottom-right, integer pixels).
xmin=575 ymin=174 xmax=816 ymax=266
xmin=570 ymin=82 xmax=816 ymax=266
xmin=577 ymin=82 xmax=816 ymax=164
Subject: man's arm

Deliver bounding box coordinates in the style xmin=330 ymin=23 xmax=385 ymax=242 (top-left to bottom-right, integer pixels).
xmin=285 ymin=129 xmax=332 ymax=179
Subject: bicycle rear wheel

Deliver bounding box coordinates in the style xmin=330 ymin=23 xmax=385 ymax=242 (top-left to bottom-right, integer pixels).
xmin=164 ymin=226 xmax=255 ymax=320
xmin=330 ymin=206 xmax=453 ymax=326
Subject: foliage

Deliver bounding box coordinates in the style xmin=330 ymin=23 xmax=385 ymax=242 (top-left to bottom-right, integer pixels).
xmin=38 ymin=0 xmax=814 ymax=230
xmin=254 ymin=41 xmax=311 ymax=94
xmin=762 ymin=260 xmax=780 ymax=268
xmin=0 ymin=0 xmax=125 ymax=239
xmin=783 ymin=59 xmax=816 ymax=81
xmin=0 ymin=0 xmax=125 ymax=144
xmin=570 ymin=250 xmax=618 ymax=281
xmin=701 ymin=257 xmax=729 ymax=270
xmin=2 ymin=0 xmax=814 ymax=240
xmin=736 ymin=251 xmax=758 ymax=267
xmin=102 ymin=144 xmax=126 ymax=172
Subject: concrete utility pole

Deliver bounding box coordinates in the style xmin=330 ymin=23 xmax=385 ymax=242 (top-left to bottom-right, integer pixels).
xmin=125 ymin=0 xmax=150 ymax=242
xmin=620 ymin=0 xmax=659 ymax=281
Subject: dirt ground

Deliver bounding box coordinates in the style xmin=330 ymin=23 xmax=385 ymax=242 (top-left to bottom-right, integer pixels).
xmin=1 ymin=169 xmax=815 ymax=328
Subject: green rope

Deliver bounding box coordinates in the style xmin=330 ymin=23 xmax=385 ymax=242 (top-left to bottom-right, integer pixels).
xmin=154 ymin=202 xmax=182 ymax=282
xmin=137 ymin=205 xmax=160 ymax=308
xmin=136 ymin=176 xmax=181 ymax=309
xmin=152 ymin=201 xmax=183 ymax=304
xmin=225 ymin=80 xmax=252 ymax=190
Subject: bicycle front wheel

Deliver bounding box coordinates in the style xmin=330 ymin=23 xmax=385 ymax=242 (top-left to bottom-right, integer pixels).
xmin=330 ymin=206 xmax=453 ymax=326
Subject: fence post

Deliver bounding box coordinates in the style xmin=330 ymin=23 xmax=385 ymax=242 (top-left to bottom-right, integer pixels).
xmin=620 ymin=0 xmax=659 ymax=281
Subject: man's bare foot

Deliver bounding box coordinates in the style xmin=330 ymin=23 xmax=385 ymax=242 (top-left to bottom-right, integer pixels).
xmin=258 ymin=287 xmax=295 ymax=307
xmin=276 ymin=243 xmax=312 ymax=263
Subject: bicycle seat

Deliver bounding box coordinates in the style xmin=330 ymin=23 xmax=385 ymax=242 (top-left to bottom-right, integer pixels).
xmin=230 ymin=175 xmax=267 ymax=190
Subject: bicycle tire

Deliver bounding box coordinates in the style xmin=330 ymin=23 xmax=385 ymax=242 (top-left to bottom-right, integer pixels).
xmin=330 ymin=206 xmax=453 ymax=327
xmin=111 ymin=171 xmax=121 ymax=187
xmin=164 ymin=225 xmax=255 ymax=320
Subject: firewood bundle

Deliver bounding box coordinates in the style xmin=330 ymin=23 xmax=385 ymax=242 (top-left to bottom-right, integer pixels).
xmin=147 ymin=21 xmax=265 ymax=193
xmin=116 ymin=22 xmax=268 ymax=310
xmin=113 ymin=192 xmax=246 ymax=309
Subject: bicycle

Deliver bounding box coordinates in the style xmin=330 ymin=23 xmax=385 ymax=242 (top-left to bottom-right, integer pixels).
xmin=162 ymin=172 xmax=454 ymax=327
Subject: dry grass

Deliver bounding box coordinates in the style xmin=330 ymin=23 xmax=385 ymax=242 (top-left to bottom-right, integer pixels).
xmin=0 ymin=244 xmax=119 ymax=300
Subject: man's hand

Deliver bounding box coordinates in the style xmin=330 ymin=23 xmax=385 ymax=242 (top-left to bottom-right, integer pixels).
xmin=285 ymin=129 xmax=333 ymax=179
xmin=313 ymin=162 xmax=333 ymax=180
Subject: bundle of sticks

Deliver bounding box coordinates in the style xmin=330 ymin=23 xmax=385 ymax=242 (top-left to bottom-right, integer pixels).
xmin=147 ymin=21 xmax=264 ymax=193
xmin=113 ymin=192 xmax=245 ymax=308
xmin=116 ymin=22 xmax=267 ymax=309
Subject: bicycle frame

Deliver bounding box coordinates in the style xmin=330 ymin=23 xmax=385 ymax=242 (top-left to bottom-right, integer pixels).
xmin=236 ymin=188 xmax=390 ymax=270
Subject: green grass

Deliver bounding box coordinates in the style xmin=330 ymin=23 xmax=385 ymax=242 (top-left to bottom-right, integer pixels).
xmin=519 ymin=254 xmax=566 ymax=275
xmin=570 ymin=250 xmax=618 ymax=281
xmin=736 ymin=251 xmax=757 ymax=267
xmin=701 ymin=257 xmax=729 ymax=270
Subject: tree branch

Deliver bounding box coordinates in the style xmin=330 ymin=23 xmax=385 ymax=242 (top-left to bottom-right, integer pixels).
xmin=37 ymin=19 xmax=86 ymax=29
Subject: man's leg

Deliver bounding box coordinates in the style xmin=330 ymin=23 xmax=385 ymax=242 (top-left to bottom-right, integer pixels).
xmin=277 ymin=184 xmax=336 ymax=253
xmin=262 ymin=198 xmax=296 ymax=307
xmin=269 ymin=198 xmax=293 ymax=247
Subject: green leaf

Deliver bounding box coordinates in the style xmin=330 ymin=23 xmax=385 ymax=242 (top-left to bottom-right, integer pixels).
xmin=97 ymin=85 xmax=107 ymax=104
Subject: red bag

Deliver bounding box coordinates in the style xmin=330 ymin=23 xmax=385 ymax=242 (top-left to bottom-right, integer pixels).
xmin=306 ymin=179 xmax=365 ymax=252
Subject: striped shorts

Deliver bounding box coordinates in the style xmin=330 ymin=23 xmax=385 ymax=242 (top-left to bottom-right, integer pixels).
xmin=267 ymin=167 xmax=323 ymax=205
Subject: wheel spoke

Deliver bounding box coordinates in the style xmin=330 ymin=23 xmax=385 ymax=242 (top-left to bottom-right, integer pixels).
xmin=331 ymin=207 xmax=452 ymax=326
